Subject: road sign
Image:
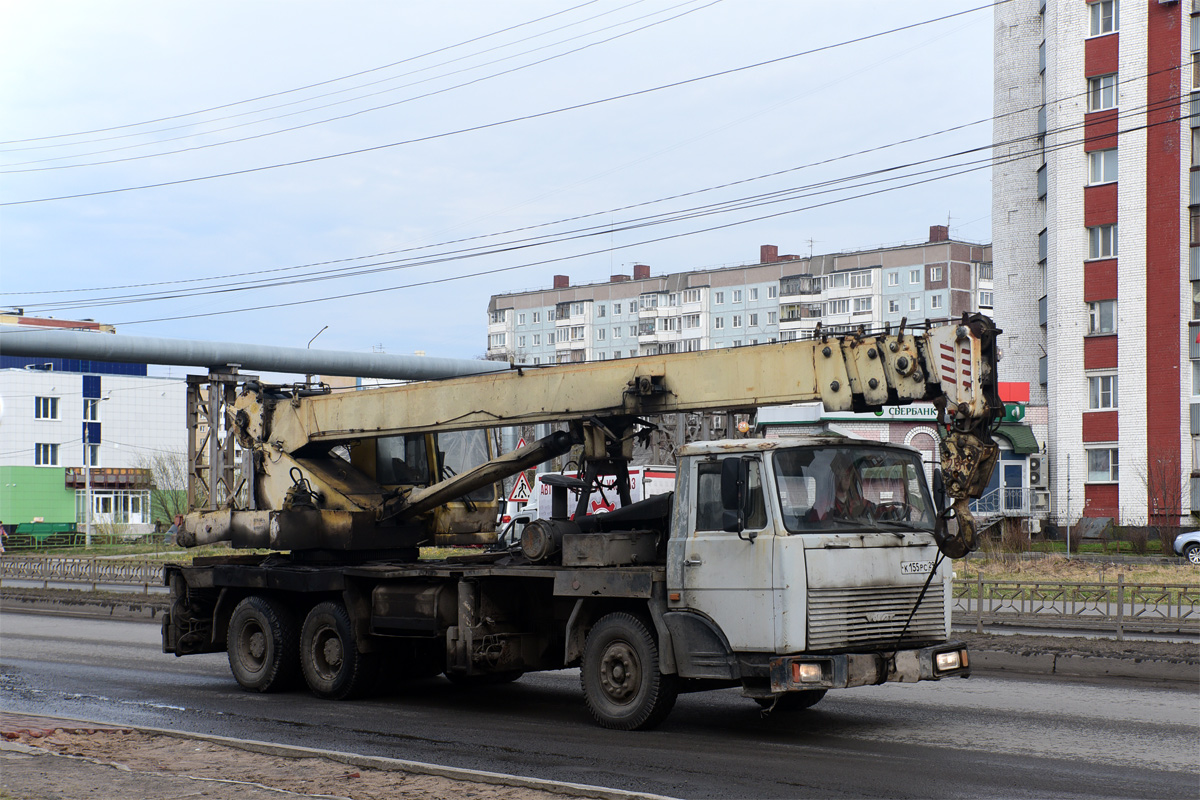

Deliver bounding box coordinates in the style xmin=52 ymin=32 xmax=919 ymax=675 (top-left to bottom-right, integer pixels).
xmin=516 ymin=437 xmax=527 ymax=450
xmin=508 ymin=472 xmax=533 ymax=503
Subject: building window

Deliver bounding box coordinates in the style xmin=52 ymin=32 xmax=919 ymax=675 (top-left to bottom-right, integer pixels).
xmin=597 ymin=305 xmax=606 ymax=318
xmin=83 ymin=398 xmax=100 ymax=421
xmin=767 ymin=311 xmax=777 ymax=324
xmin=613 ymin=303 xmax=621 ymax=315
xmin=909 ymin=297 xmax=922 ymax=312
xmin=733 ymin=290 xmax=743 ymax=303
xmin=533 ymin=334 xmax=540 ymax=346
xmin=850 ymin=271 xmax=872 ymax=289
xmin=979 ymin=291 xmax=993 ymax=307
xmin=749 ymin=288 xmax=759 ymax=301
xmin=1088 ymin=300 xmax=1116 ymax=334
xmin=929 ymin=266 xmax=943 ymax=282
xmin=517 ymin=313 xmax=526 ymax=326
xmin=1089 ymin=374 xmax=1118 ymax=409
xmin=83 ymin=443 xmax=99 ymax=467
xmin=489 ymin=310 xmax=506 ymax=324
xmin=517 ymin=335 xmax=526 ymax=348
xmin=887 ymin=272 xmax=899 ymax=287
xmin=1088 ymin=73 xmax=1117 ymax=111
xmin=612 ymin=327 xmax=621 ymax=339
xmin=547 ymin=332 xmax=555 ymax=345
xmin=715 ymin=317 xmax=725 ymax=330
xmin=768 ymin=286 xmax=777 ymax=299
xmin=1088 ymin=223 xmax=1118 ymax=258
xmin=629 ymin=326 xmax=638 ymax=337
xmin=853 ymin=297 xmax=872 ymax=313
xmin=598 ymin=328 xmax=609 ymax=341
xmin=547 ymin=309 xmax=556 ymax=322
xmin=488 ymin=333 xmax=506 ymax=348
xmin=35 ymin=396 xmax=59 ymax=419
xmin=888 ymin=299 xmax=901 ymax=313
xmin=715 ymin=292 xmax=724 ymax=304
xmin=747 ymin=313 xmax=757 ymax=326
xmin=1088 ymin=148 xmax=1117 ymax=184
xmin=733 ymin=315 xmax=743 ymax=328
xmin=570 ymin=326 xmax=585 ymax=341
xmin=533 ymin=311 xmax=540 ymax=323
xmin=683 ymin=314 xmax=701 ymax=329
xmin=1087 ymin=447 xmax=1119 ymax=482
xmin=930 ymin=295 xmax=943 ymax=310
xmin=909 ymin=268 xmax=921 ymax=284
xmin=827 ymin=299 xmax=850 ymax=315
xmin=1088 ymin=0 xmax=1118 ymax=36
xmin=35 ymin=443 xmax=59 ymax=466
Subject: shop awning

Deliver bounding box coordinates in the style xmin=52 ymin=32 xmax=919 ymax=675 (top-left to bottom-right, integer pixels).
xmin=994 ymin=423 xmax=1039 ymax=455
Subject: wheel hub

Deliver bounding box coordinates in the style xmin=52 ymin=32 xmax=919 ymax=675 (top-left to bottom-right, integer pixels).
xmin=248 ymin=631 xmax=266 ymax=661
xmin=599 ymin=641 xmax=640 ymax=702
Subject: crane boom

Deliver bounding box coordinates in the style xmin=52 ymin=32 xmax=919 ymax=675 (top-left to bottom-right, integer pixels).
xmin=182 ymin=314 xmax=1002 ymax=558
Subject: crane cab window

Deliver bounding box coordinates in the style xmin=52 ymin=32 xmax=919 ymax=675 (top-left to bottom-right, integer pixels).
xmin=376 ymin=435 xmax=430 ymax=485
xmin=695 ymin=459 xmax=767 ymax=532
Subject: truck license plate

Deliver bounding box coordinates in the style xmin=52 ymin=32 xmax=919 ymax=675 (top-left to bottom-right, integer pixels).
xmin=901 ymin=560 xmax=934 ymax=575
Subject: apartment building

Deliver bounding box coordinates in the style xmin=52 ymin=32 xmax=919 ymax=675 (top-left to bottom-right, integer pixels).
xmin=485 ymin=226 xmax=992 ymax=365
xmin=0 ymin=313 xmax=187 ymax=534
xmin=991 ymin=0 xmax=1193 ymax=524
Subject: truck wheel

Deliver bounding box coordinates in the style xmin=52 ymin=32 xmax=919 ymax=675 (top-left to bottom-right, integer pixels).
xmin=227 ymin=595 xmax=299 ymax=693
xmin=300 ymin=601 xmax=378 ymax=700
xmin=581 ymin=612 xmax=677 ymax=730
xmin=754 ymin=690 xmax=827 ymax=712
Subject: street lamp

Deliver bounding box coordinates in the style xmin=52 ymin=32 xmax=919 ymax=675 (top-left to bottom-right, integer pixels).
xmin=305 ymin=326 xmax=329 ymax=388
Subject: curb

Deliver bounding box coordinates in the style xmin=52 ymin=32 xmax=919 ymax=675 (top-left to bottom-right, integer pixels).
xmin=0 ymin=712 xmax=680 ymax=800
xmin=970 ymin=650 xmax=1198 ymax=683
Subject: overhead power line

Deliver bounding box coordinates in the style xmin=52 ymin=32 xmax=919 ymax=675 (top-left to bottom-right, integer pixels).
xmin=0 ymin=0 xmax=609 ymax=146
xmin=1 ymin=1 xmax=1008 ymax=206
xmin=0 ymin=0 xmax=718 ymax=167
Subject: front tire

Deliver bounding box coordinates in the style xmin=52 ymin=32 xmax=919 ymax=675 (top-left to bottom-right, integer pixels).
xmin=300 ymin=601 xmax=378 ymax=700
xmin=580 ymin=612 xmax=677 ymax=730
xmin=1184 ymin=543 xmax=1200 ymax=565
xmin=227 ymin=595 xmax=299 ymax=693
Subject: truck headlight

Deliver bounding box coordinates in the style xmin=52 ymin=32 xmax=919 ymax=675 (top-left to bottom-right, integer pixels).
xmin=935 ymin=651 xmax=962 ymax=672
xmin=792 ymin=662 xmax=823 ymax=683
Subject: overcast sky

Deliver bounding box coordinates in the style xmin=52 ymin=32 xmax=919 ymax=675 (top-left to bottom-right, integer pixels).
xmin=0 ymin=1 xmax=995 ymax=368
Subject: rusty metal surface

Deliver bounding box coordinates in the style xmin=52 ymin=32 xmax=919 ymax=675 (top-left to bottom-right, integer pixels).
xmin=562 ymin=532 xmax=659 ymax=567
xmin=551 ymin=568 xmax=657 ymax=597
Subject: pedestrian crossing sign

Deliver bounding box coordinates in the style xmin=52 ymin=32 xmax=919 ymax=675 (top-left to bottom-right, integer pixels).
xmin=508 ymin=472 xmax=533 ymax=503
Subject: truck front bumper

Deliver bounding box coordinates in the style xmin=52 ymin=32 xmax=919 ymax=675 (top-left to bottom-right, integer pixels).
xmin=768 ymin=641 xmax=970 ymax=692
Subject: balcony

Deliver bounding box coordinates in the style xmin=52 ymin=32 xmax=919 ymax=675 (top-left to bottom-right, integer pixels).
xmin=1038 ymin=295 xmax=1048 ymax=326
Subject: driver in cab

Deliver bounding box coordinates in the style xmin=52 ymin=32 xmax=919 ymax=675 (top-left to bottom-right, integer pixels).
xmin=807 ymin=452 xmax=876 ymax=522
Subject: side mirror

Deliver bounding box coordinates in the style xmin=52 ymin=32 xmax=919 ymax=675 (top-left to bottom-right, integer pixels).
xmin=721 ymin=457 xmax=749 ymax=535
xmin=933 ymin=467 xmax=946 ymax=514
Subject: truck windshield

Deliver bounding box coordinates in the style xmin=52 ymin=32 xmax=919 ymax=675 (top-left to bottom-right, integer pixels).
xmin=773 ymin=446 xmax=935 ymax=533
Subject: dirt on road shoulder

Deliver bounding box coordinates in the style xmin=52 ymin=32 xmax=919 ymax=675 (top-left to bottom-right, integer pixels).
xmin=0 ymin=716 xmax=614 ymax=800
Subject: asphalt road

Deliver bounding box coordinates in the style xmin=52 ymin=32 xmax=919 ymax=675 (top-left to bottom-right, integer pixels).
xmin=1 ymin=612 xmax=1196 ymax=800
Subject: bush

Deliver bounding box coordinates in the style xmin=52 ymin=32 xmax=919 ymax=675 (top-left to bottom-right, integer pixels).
xmin=1125 ymin=526 xmax=1149 ymax=556
xmin=1000 ymin=518 xmax=1029 ymax=554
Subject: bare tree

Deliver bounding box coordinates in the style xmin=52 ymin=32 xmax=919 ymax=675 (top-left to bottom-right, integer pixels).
xmin=1143 ymin=452 xmax=1185 ymax=554
xmin=137 ymin=450 xmax=195 ymax=526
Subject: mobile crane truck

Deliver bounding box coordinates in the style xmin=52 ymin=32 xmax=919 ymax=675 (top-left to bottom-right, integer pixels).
xmin=164 ymin=314 xmax=1003 ymax=729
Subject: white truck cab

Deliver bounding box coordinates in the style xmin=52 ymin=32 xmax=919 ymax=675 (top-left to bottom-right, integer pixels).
xmin=663 ymin=436 xmax=965 ymax=698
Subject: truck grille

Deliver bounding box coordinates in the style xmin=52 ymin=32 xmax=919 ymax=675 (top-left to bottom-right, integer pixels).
xmin=807 ymin=585 xmax=945 ymax=650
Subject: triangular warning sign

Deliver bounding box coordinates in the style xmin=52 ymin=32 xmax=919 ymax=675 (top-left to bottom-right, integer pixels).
xmin=516 ymin=437 xmax=527 ymax=450
xmin=508 ymin=472 xmax=533 ymax=503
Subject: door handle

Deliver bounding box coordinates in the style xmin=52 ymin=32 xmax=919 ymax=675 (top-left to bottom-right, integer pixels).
xmin=684 ymin=556 xmax=703 ymax=566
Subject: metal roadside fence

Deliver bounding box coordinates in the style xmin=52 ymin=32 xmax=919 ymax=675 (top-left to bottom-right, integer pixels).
xmin=2 ymin=556 xmax=1199 ymax=639
xmin=952 ymin=573 xmax=1200 ymax=640
xmin=0 ymin=556 xmax=163 ymax=593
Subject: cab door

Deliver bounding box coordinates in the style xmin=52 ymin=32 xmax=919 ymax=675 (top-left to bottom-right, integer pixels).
xmin=680 ymin=457 xmax=775 ymax=652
